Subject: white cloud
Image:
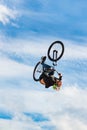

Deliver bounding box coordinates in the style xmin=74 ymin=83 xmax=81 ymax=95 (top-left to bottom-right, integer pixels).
xmin=63 ymin=40 xmax=87 ymax=60
xmin=0 ymin=38 xmax=49 ymax=57
xmin=0 ymin=119 xmax=41 ymax=130
xmin=0 ymin=56 xmax=33 ymax=78
xmin=53 ymin=115 xmax=87 ymax=130
xmin=0 ymin=37 xmax=87 ymax=60
xmin=0 ymin=4 xmax=18 ymax=25
xmin=0 ymin=86 xmax=87 ymax=130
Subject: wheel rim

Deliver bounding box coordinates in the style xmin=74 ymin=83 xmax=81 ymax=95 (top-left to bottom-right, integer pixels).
xmin=33 ymin=62 xmax=43 ymax=81
xmin=48 ymin=41 xmax=64 ymax=61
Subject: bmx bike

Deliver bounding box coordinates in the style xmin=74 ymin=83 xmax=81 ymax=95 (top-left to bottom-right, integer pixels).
xmin=33 ymin=41 xmax=64 ymax=81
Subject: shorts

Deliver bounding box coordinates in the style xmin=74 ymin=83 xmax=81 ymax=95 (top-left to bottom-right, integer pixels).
xmin=39 ymin=73 xmax=55 ymax=88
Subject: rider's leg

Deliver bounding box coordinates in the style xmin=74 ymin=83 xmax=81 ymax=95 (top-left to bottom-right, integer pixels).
xmin=42 ymin=63 xmax=51 ymax=69
xmin=42 ymin=63 xmax=54 ymax=75
xmin=41 ymin=56 xmax=54 ymax=75
xmin=41 ymin=56 xmax=52 ymax=69
xmin=41 ymin=56 xmax=46 ymax=64
xmin=40 ymin=79 xmax=46 ymax=85
xmin=58 ymin=73 xmax=62 ymax=80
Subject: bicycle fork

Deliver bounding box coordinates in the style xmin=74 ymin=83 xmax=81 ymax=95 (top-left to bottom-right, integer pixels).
xmin=53 ymin=50 xmax=58 ymax=66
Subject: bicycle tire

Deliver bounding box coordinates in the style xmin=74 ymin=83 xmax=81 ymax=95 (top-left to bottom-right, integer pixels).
xmin=33 ymin=62 xmax=42 ymax=81
xmin=47 ymin=41 xmax=64 ymax=62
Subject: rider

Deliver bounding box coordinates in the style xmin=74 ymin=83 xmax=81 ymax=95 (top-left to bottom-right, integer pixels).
xmin=39 ymin=56 xmax=62 ymax=90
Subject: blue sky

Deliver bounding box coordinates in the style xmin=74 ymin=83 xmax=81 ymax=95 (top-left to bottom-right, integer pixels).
xmin=0 ymin=0 xmax=87 ymax=130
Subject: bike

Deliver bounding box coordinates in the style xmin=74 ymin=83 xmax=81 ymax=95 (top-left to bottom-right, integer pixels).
xmin=33 ymin=41 xmax=64 ymax=81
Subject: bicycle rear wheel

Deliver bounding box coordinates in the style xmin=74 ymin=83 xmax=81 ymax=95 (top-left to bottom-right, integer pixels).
xmin=47 ymin=41 xmax=64 ymax=62
xmin=33 ymin=62 xmax=43 ymax=81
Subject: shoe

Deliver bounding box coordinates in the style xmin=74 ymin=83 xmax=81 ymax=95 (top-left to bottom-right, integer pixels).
xmin=41 ymin=56 xmax=46 ymax=64
xmin=58 ymin=73 xmax=62 ymax=76
xmin=58 ymin=73 xmax=62 ymax=80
